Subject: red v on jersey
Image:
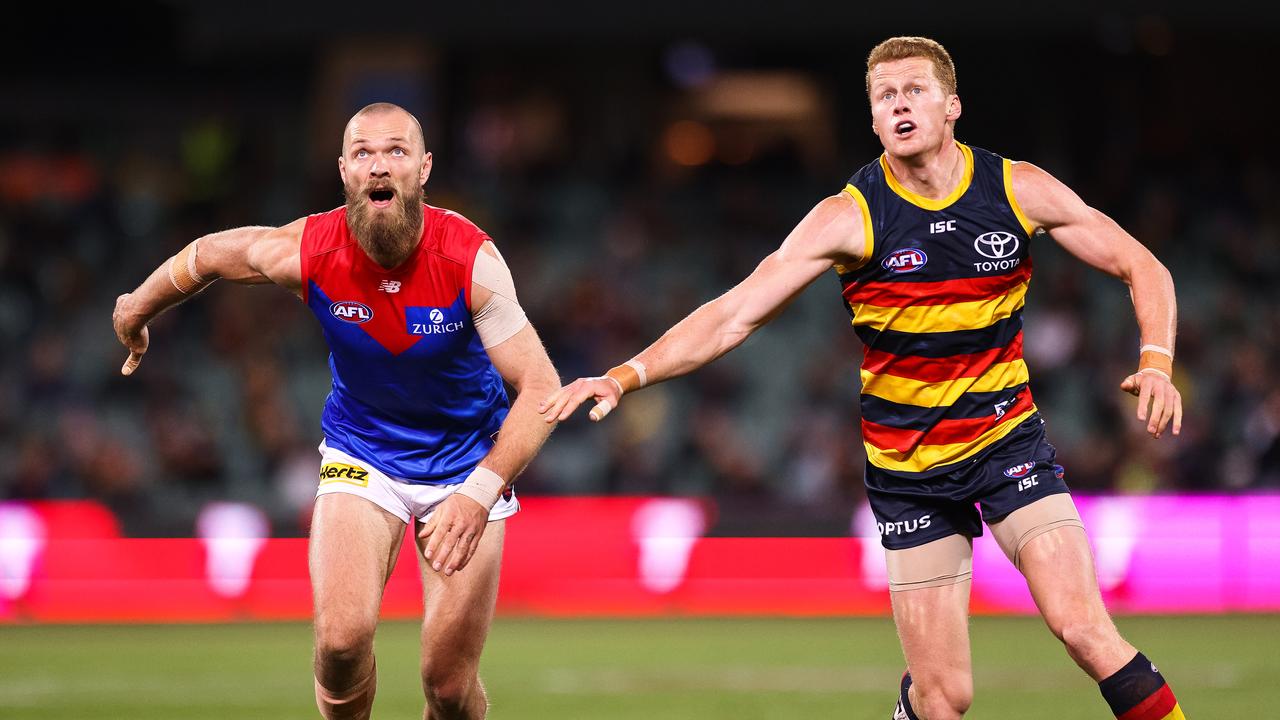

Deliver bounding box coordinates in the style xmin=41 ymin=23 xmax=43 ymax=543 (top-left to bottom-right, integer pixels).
xmin=303 ymin=207 xmax=477 ymax=356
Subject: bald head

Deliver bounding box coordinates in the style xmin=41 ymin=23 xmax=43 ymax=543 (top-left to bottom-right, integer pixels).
xmin=342 ymin=102 xmax=425 ymax=156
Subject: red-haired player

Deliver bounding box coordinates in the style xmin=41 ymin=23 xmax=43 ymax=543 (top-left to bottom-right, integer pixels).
xmin=543 ymin=37 xmax=1186 ymax=720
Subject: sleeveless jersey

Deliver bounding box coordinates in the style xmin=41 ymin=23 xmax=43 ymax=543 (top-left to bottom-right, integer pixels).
xmin=300 ymin=204 xmax=509 ymax=484
xmin=839 ymin=143 xmax=1040 ymax=478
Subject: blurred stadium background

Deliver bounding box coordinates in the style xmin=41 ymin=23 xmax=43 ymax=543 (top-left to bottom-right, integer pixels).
xmin=2 ymin=2 xmax=1279 ymax=717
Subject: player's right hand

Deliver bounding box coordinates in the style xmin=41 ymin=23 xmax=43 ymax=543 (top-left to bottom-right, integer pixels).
xmin=538 ymin=376 xmax=624 ymax=423
xmin=113 ymin=293 xmax=150 ymax=376
xmin=419 ymin=493 xmax=489 ymax=577
xmin=1119 ymin=369 xmax=1183 ymax=439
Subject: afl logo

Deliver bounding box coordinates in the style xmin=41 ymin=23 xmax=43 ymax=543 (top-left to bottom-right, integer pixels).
xmin=1003 ymin=462 xmax=1036 ymax=478
xmin=974 ymin=231 xmax=1019 ymax=259
xmin=429 ymin=308 xmax=444 ymax=324
xmin=883 ymin=247 xmax=928 ymax=274
xmin=330 ymin=301 xmax=373 ymax=323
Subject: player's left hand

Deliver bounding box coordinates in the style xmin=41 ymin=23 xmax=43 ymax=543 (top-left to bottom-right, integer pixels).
xmin=1120 ymin=369 xmax=1182 ymax=439
xmin=419 ymin=494 xmax=489 ymax=576
xmin=539 ymin=376 xmax=624 ymax=423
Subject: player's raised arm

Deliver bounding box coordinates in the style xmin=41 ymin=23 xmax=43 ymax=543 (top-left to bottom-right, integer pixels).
xmin=539 ymin=191 xmax=867 ymax=424
xmin=111 ymin=218 xmax=307 ymax=376
xmin=419 ymin=241 xmax=561 ymax=576
xmin=1009 ymin=161 xmax=1182 ymax=438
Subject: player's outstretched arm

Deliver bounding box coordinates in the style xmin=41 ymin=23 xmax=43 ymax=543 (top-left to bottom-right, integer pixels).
xmin=1010 ymin=161 xmax=1182 ymax=438
xmin=420 ymin=241 xmax=561 ymax=576
xmin=539 ymin=191 xmax=867 ymax=424
xmin=112 ymin=219 xmax=306 ymax=376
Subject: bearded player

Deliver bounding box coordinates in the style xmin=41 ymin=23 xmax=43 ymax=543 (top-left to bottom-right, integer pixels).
xmin=113 ymin=102 xmax=559 ymax=720
xmin=541 ymin=37 xmax=1187 ymax=720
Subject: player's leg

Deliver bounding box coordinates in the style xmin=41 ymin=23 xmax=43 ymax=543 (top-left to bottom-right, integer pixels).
xmin=888 ymin=534 xmax=975 ymax=720
xmin=868 ymin=474 xmax=982 ymax=720
xmin=993 ymin=494 xmax=1132 ymax=676
xmin=311 ymin=493 xmax=407 ymax=719
xmin=414 ymin=518 xmax=505 ymax=720
xmin=998 ymin=496 xmax=1187 ymax=719
xmin=310 ymin=456 xmax=413 ymax=720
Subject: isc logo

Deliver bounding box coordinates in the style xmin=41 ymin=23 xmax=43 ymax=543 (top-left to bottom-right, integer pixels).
xmin=330 ymin=301 xmax=373 ymax=324
xmin=882 ymin=248 xmax=928 ymax=274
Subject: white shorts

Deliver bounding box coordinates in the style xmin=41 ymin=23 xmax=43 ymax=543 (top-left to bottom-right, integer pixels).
xmin=315 ymin=442 xmax=520 ymax=524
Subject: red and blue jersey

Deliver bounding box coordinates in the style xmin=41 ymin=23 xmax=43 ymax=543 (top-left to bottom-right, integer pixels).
xmin=300 ymin=204 xmax=508 ymax=484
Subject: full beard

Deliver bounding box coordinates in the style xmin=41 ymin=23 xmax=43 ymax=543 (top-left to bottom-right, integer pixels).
xmin=344 ymin=182 xmax=425 ymax=269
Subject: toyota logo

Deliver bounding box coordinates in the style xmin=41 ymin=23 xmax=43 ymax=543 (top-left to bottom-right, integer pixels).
xmin=974 ymin=231 xmax=1020 ymax=259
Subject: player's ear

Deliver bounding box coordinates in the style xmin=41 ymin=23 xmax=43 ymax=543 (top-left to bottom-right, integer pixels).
xmin=947 ymin=95 xmax=962 ymax=122
xmin=338 ymin=155 xmax=347 ymax=184
xmin=421 ymin=152 xmax=433 ymax=186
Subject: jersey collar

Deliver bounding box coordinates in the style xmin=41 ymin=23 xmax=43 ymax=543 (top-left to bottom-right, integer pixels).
xmin=880 ymin=142 xmax=974 ymax=211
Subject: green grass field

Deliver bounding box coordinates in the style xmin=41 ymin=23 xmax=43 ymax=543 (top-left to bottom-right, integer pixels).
xmin=1 ymin=616 xmax=1274 ymax=718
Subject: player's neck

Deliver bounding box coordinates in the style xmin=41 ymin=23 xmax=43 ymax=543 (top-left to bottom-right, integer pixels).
xmin=884 ymin=140 xmax=964 ymax=200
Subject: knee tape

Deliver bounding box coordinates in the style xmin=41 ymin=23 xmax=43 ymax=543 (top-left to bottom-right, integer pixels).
xmin=315 ymin=660 xmax=377 ymax=720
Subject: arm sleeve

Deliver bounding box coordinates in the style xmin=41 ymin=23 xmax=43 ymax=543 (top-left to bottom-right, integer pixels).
xmin=471 ymin=244 xmax=529 ymax=349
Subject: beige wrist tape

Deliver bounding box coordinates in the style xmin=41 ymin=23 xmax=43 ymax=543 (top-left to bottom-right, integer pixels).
xmin=168 ymin=239 xmax=212 ymax=294
xmin=605 ymin=360 xmax=647 ymax=395
xmin=1138 ymin=348 xmax=1173 ymax=379
xmin=454 ymin=466 xmax=506 ymax=511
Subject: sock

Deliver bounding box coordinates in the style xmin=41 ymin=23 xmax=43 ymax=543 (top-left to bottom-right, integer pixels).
xmin=315 ymin=659 xmax=377 ymax=720
xmin=893 ymin=671 xmax=920 ymax=720
xmin=1098 ymin=652 xmax=1186 ymax=720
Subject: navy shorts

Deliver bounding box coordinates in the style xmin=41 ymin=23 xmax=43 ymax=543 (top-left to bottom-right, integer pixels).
xmin=865 ymin=415 xmax=1070 ymax=550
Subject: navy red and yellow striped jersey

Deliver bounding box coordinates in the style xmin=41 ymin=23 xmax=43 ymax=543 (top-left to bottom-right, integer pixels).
xmin=838 ymin=143 xmax=1039 ymax=477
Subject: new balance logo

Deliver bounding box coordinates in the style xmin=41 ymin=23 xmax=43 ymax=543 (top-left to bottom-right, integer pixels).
xmin=378 ymin=280 xmax=402 ymax=293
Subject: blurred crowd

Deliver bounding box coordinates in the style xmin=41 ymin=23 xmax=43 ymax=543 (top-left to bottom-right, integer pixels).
xmin=1 ymin=26 xmax=1277 ymax=537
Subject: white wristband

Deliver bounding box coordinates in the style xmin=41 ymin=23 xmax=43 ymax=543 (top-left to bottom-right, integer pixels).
xmin=604 ymin=376 xmax=624 ymax=396
xmin=1138 ymin=367 xmax=1171 ymax=381
xmin=453 ymin=466 xmax=506 ymax=511
xmin=1140 ymin=344 xmax=1173 ymax=359
xmin=625 ymin=359 xmax=648 ymax=388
